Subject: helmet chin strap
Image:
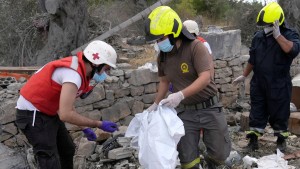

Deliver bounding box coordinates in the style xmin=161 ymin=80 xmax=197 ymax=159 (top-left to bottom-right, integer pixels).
xmin=90 ymin=63 xmax=97 ymax=79
xmin=90 ymin=63 xmax=106 ymax=78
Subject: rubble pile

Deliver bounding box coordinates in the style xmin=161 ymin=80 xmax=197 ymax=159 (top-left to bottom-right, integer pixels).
xmin=74 ymin=134 xmax=140 ymax=169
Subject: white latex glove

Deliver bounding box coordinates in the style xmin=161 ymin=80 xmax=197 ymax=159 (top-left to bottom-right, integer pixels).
xmin=160 ymin=91 xmax=184 ymax=108
xmin=232 ymin=75 xmax=246 ymax=86
xmin=146 ymin=102 xmax=158 ymax=112
xmin=273 ymin=20 xmax=281 ymax=39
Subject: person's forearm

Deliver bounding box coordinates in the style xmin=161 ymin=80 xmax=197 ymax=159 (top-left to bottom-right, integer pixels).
xmin=243 ymin=63 xmax=253 ymax=77
xmin=181 ymin=71 xmax=210 ymax=98
xmin=154 ymin=77 xmax=169 ymax=103
xmin=59 ymin=110 xmax=101 ymax=128
xmin=276 ymin=35 xmax=294 ymax=53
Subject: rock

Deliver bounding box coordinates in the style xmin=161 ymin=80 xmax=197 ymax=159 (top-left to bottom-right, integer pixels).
xmin=240 ymin=112 xmax=250 ymax=131
xmin=0 ymin=143 xmax=28 ymax=168
xmin=289 ymin=112 xmax=300 ymax=135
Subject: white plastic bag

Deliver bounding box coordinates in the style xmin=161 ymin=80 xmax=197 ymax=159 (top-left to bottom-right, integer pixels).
xmin=254 ymin=149 xmax=295 ymax=169
xmin=243 ymin=149 xmax=295 ymax=169
xmin=125 ymin=106 xmax=185 ymax=169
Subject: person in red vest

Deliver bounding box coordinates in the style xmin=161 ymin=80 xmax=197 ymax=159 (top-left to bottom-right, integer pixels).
xmin=183 ymin=20 xmax=213 ymax=56
xmin=15 ymin=40 xmax=118 ymax=169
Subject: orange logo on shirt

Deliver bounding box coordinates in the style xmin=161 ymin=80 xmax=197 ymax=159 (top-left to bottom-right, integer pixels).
xmin=181 ymin=63 xmax=189 ymax=73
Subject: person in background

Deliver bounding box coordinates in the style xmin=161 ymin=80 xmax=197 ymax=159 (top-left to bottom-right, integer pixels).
xmin=233 ymin=2 xmax=300 ymax=152
xmin=15 ymin=40 xmax=119 ymax=169
xmin=145 ymin=6 xmax=231 ymax=169
xmin=183 ymin=20 xmax=213 ymax=56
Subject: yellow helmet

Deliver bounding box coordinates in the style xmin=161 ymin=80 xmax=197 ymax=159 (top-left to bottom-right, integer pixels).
xmin=145 ymin=6 xmax=182 ymax=42
xmin=256 ymin=2 xmax=284 ymax=26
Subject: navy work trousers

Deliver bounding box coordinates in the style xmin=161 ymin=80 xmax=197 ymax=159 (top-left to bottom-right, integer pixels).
xmin=15 ymin=109 xmax=75 ymax=169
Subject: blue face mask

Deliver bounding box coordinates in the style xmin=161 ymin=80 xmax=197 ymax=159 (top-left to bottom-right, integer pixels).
xmin=93 ymin=72 xmax=107 ymax=83
xmin=157 ymin=38 xmax=174 ymax=52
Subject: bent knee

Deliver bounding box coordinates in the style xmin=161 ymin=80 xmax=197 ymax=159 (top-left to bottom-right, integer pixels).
xmin=35 ymin=150 xmax=60 ymax=168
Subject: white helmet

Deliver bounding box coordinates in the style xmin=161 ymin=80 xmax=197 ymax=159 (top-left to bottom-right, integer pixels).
xmin=183 ymin=20 xmax=199 ymax=35
xmin=83 ymin=40 xmax=117 ymax=68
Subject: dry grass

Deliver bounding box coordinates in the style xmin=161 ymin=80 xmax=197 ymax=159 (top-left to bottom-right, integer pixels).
xmin=127 ymin=45 xmax=157 ymax=68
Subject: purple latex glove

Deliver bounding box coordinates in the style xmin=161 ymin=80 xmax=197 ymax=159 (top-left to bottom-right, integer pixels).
xmin=82 ymin=128 xmax=97 ymax=141
xmin=99 ymin=121 xmax=118 ymax=133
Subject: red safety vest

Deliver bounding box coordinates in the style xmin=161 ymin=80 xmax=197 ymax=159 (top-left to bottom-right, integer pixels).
xmin=20 ymin=52 xmax=90 ymax=116
xmin=197 ymin=36 xmax=207 ymax=43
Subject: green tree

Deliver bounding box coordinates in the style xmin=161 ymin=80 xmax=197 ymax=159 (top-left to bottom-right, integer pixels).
xmin=169 ymin=0 xmax=196 ymax=20
xmin=192 ymin=0 xmax=232 ymax=21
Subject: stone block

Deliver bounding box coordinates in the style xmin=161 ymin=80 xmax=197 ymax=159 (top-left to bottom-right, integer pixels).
xmin=107 ymin=147 xmax=134 ymax=160
xmin=101 ymin=102 xmax=131 ymax=122
xmin=291 ymin=87 xmax=300 ymax=110
xmin=0 ymin=99 xmax=18 ymax=124
xmin=144 ymin=83 xmax=157 ymax=94
xmin=240 ymin=112 xmax=250 ymax=131
xmin=114 ymin=88 xmax=130 ymax=99
xmin=214 ymin=60 xmax=227 ymax=68
xmin=142 ymin=93 xmax=156 ymax=104
xmin=95 ymin=129 xmax=112 ymax=141
xmin=131 ymin=100 xmax=144 ymax=115
xmin=77 ymin=138 xmax=97 ymax=156
xmin=130 ymin=86 xmax=144 ymax=96
xmin=93 ymin=100 xmax=111 ymax=109
xmin=201 ymin=30 xmax=241 ymax=59
xmin=289 ymin=112 xmax=300 ymax=135
xmin=75 ymin=84 xmax=105 ymax=107
xmin=110 ymin=69 xmax=124 ymax=76
xmin=128 ymin=69 xmax=159 ymax=86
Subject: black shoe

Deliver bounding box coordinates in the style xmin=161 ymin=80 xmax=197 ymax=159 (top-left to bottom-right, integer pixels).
xmin=203 ymin=155 xmax=230 ymax=169
xmin=203 ymin=155 xmax=218 ymax=169
xmin=276 ymin=136 xmax=286 ymax=153
xmin=246 ymin=133 xmax=258 ymax=151
xmin=203 ymin=162 xmax=230 ymax=169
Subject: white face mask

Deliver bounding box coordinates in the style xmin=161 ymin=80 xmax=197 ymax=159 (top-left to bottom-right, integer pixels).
xmin=263 ymin=26 xmax=273 ymax=34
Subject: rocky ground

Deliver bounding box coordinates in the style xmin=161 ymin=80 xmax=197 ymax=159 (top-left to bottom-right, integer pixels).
xmin=227 ymin=125 xmax=300 ymax=168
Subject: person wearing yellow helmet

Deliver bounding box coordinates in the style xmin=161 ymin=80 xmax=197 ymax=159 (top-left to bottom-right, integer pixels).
xmin=233 ymin=2 xmax=300 ymax=152
xmin=145 ymin=6 xmax=231 ymax=169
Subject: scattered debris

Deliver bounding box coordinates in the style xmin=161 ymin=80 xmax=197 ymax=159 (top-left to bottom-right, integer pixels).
xmin=284 ymin=150 xmax=300 ymax=160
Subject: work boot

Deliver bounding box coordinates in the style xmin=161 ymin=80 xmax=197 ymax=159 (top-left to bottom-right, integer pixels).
xmin=246 ymin=133 xmax=258 ymax=151
xmin=203 ymin=162 xmax=230 ymax=169
xmin=203 ymin=156 xmax=230 ymax=169
xmin=276 ymin=135 xmax=287 ymax=153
